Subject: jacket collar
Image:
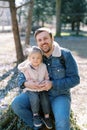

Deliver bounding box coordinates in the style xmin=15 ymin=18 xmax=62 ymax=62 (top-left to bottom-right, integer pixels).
xmin=52 ymin=41 xmax=61 ymax=57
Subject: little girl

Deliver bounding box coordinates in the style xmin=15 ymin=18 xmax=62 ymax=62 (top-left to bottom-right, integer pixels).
xmin=18 ymin=46 xmax=52 ymax=129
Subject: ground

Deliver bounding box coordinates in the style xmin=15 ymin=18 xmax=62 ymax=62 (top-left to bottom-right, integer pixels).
xmin=0 ymin=32 xmax=87 ymax=130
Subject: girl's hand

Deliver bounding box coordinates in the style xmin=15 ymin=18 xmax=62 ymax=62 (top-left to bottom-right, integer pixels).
xmin=38 ymin=80 xmax=52 ymax=91
xmin=24 ymin=80 xmax=39 ymax=90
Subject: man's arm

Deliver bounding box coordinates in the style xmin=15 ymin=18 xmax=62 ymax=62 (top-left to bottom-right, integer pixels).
xmin=17 ymin=71 xmax=26 ymax=89
xmin=52 ymin=51 xmax=80 ymax=91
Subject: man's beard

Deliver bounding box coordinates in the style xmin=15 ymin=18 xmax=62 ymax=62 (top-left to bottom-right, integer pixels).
xmin=41 ymin=43 xmax=52 ymax=53
xmin=42 ymin=48 xmax=51 ymax=53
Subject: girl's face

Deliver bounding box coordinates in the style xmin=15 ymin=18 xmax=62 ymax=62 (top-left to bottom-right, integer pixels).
xmin=29 ymin=52 xmax=42 ymax=67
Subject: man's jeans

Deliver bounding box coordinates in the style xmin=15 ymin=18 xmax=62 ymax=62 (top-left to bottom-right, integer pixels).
xmin=11 ymin=92 xmax=71 ymax=130
xmin=50 ymin=95 xmax=71 ymax=130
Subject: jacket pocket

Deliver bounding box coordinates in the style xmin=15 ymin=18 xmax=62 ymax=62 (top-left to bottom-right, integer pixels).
xmin=51 ymin=67 xmax=65 ymax=79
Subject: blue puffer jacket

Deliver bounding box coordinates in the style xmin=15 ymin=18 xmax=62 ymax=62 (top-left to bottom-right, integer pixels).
xmin=17 ymin=42 xmax=80 ymax=97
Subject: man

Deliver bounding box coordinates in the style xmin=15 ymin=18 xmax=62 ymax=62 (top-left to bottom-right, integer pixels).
xmin=11 ymin=27 xmax=80 ymax=130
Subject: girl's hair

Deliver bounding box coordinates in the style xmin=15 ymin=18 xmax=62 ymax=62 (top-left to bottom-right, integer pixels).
xmin=28 ymin=46 xmax=43 ymax=57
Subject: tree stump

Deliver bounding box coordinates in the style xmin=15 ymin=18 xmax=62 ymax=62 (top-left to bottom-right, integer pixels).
xmin=0 ymin=107 xmax=81 ymax=130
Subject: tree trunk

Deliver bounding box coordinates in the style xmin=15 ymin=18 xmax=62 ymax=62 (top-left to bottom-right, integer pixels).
xmin=56 ymin=0 xmax=61 ymax=37
xmin=0 ymin=107 xmax=81 ymax=130
xmin=9 ymin=0 xmax=24 ymax=63
xmin=25 ymin=0 xmax=34 ymax=45
xmin=76 ymin=21 xmax=80 ymax=35
xmin=71 ymin=21 xmax=75 ymax=31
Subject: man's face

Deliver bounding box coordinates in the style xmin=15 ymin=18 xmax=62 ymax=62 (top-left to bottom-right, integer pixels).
xmin=35 ymin=31 xmax=53 ymax=54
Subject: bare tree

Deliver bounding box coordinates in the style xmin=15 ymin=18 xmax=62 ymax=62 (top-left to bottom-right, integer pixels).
xmin=9 ymin=0 xmax=24 ymax=63
xmin=0 ymin=0 xmax=34 ymax=63
xmin=0 ymin=0 xmax=24 ymax=63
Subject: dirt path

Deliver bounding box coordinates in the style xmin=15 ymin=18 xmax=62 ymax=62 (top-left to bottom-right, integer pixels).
xmin=0 ymin=32 xmax=87 ymax=130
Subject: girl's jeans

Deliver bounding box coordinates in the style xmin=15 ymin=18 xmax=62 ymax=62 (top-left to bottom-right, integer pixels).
xmin=27 ymin=91 xmax=50 ymax=114
xmin=11 ymin=92 xmax=71 ymax=130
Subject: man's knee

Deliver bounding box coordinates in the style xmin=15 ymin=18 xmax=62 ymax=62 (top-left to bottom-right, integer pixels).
xmin=55 ymin=119 xmax=70 ymax=130
xmin=11 ymin=98 xmax=21 ymax=113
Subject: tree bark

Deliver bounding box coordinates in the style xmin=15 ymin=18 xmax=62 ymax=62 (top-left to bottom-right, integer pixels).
xmin=9 ymin=0 xmax=24 ymax=63
xmin=25 ymin=0 xmax=34 ymax=45
xmin=71 ymin=21 xmax=75 ymax=31
xmin=76 ymin=21 xmax=80 ymax=35
xmin=56 ymin=0 xmax=61 ymax=37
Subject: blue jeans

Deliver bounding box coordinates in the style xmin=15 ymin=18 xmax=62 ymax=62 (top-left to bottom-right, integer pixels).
xmin=11 ymin=92 xmax=71 ymax=130
xmin=50 ymin=95 xmax=71 ymax=130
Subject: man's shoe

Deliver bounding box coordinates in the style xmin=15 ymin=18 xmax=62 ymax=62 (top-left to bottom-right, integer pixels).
xmin=42 ymin=118 xmax=53 ymax=129
xmin=33 ymin=115 xmax=42 ymax=127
